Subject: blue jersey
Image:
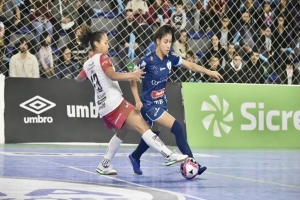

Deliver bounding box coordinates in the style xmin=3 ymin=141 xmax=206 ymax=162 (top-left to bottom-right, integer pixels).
xmin=136 ymin=51 xmax=182 ymax=108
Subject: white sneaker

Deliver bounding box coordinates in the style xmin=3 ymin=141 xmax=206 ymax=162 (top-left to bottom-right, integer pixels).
xmin=165 ymin=151 xmax=188 ymax=166
xmin=96 ymin=164 xmax=117 ymax=175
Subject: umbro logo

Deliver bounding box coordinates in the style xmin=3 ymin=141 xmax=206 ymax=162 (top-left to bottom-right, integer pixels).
xmin=20 ymin=96 xmax=56 ymax=115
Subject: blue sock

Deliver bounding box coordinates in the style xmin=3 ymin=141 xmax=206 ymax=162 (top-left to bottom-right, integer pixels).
xmin=132 ymin=131 xmax=160 ymax=160
xmin=171 ymin=120 xmax=193 ymax=158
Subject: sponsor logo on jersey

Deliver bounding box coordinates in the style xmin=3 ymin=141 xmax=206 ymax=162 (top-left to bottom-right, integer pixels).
xmin=20 ymin=96 xmax=56 ymax=124
xmin=151 ymin=88 xmax=165 ymax=99
xmin=151 ymin=77 xmax=168 ymax=85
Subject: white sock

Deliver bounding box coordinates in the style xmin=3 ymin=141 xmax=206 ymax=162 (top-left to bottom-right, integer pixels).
xmin=142 ymin=130 xmax=172 ymax=158
xmin=99 ymin=134 xmax=122 ymax=168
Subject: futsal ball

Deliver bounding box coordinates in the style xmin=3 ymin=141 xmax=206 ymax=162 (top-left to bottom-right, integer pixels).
xmin=180 ymin=157 xmax=199 ymax=180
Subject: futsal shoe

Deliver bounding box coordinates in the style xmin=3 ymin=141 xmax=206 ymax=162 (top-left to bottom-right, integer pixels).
xmin=198 ymin=165 xmax=207 ymax=175
xmin=96 ymin=164 xmax=117 ymax=175
xmin=127 ymin=154 xmax=143 ymax=175
xmin=165 ymin=151 xmax=188 ymax=166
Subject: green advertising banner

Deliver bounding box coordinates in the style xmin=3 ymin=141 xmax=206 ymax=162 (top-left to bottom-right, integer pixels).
xmin=182 ymin=83 xmax=300 ymax=149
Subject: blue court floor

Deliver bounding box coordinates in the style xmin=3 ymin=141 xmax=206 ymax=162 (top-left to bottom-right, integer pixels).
xmin=0 ymin=144 xmax=300 ymax=200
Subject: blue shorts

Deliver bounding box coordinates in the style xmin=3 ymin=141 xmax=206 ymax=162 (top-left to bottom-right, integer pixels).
xmin=140 ymin=105 xmax=167 ymax=128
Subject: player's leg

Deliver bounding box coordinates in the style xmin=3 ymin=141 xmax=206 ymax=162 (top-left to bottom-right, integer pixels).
xmin=129 ymin=122 xmax=161 ymax=175
xmin=155 ymin=111 xmax=207 ymax=174
xmin=96 ymin=117 xmax=128 ymax=175
xmin=124 ymin=109 xmax=188 ymax=165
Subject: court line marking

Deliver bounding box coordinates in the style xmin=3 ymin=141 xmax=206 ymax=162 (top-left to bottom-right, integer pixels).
xmin=39 ymin=159 xmax=207 ymax=200
xmin=141 ymin=159 xmax=300 ymax=190
xmin=0 ymin=151 xmax=219 ymax=157
xmin=1 ymin=164 xmax=300 ymax=170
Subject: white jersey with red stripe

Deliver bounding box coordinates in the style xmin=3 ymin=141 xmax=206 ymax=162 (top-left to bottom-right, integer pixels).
xmin=80 ymin=53 xmax=123 ymax=117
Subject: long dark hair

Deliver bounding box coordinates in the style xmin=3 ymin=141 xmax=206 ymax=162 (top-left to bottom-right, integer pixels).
xmin=79 ymin=24 xmax=105 ymax=50
xmin=153 ymin=24 xmax=175 ymax=45
xmin=40 ymin=31 xmax=50 ymax=47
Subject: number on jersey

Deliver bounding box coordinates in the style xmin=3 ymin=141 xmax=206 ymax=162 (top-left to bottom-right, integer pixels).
xmin=91 ymin=73 xmax=103 ymax=92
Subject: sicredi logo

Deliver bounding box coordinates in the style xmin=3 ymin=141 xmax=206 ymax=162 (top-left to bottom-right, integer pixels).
xmin=20 ymin=96 xmax=56 ymax=123
xmin=201 ymin=95 xmax=300 ymax=136
xmin=201 ymin=95 xmax=233 ymax=137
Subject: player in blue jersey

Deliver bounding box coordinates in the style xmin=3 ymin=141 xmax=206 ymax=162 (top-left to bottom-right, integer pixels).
xmin=127 ymin=25 xmax=222 ymax=176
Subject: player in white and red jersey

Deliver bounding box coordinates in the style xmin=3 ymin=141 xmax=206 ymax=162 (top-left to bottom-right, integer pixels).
xmin=75 ymin=24 xmax=188 ymax=175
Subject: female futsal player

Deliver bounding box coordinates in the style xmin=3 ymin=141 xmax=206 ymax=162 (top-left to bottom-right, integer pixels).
xmin=127 ymin=25 xmax=222 ymax=175
xmin=75 ymin=25 xmax=188 ymax=175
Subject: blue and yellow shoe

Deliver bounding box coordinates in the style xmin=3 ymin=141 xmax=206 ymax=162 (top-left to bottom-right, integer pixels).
xmin=127 ymin=154 xmax=143 ymax=175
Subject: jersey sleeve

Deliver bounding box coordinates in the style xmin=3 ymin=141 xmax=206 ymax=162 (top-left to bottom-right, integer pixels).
xmin=169 ymin=52 xmax=183 ymax=67
xmin=79 ymin=69 xmax=87 ymax=78
xmin=134 ymin=57 xmax=148 ymax=71
xmin=100 ymin=54 xmax=113 ymax=72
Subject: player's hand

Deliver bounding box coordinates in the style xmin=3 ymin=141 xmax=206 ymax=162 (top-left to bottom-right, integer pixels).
xmin=132 ymin=67 xmax=146 ymax=83
xmin=208 ymin=71 xmax=222 ymax=81
xmin=135 ymin=101 xmax=143 ymax=111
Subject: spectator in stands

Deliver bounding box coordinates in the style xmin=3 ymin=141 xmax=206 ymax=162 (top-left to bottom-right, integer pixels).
xmin=222 ymin=42 xmax=236 ymax=67
xmin=74 ymin=0 xmax=94 ymax=27
xmin=226 ymin=0 xmax=241 ymax=27
xmin=240 ymin=48 xmax=266 ymax=84
xmin=204 ymin=35 xmax=226 ymax=65
xmin=212 ymin=15 xmax=235 ymax=48
xmin=239 ymin=0 xmax=259 ymax=29
xmin=125 ymin=0 xmax=152 ymax=46
xmin=274 ymin=0 xmax=293 ymax=30
xmin=258 ymin=1 xmax=274 ymax=27
xmin=292 ymin=0 xmax=300 ymax=39
xmin=223 ymin=53 xmax=244 ymax=83
xmin=170 ymin=0 xmax=186 ymax=31
xmin=201 ymin=55 xmax=225 ymax=82
xmin=9 ymin=37 xmax=39 ymax=77
xmin=272 ymin=15 xmax=293 ymax=73
xmin=30 ymin=0 xmax=53 ymax=45
xmin=55 ymin=46 xmax=78 ymax=79
xmin=0 ymin=0 xmax=22 ymax=45
xmin=207 ymin=0 xmax=227 ymax=30
xmin=185 ymin=50 xmax=202 ymax=81
xmin=125 ymin=0 xmax=149 ymax=24
xmin=116 ymin=9 xmax=145 ymax=70
xmin=51 ymin=0 xmax=78 ymax=48
xmin=257 ymin=25 xmax=274 ymax=64
xmin=183 ymin=0 xmax=200 ymax=32
xmin=235 ymin=11 xmax=256 ymax=56
xmin=68 ymin=26 xmax=88 ymax=70
xmin=147 ymin=0 xmax=170 ymax=31
xmin=172 ymin=29 xmax=191 ymax=58
xmin=278 ymin=58 xmax=300 ymax=84
xmin=39 ymin=31 xmax=54 ymax=78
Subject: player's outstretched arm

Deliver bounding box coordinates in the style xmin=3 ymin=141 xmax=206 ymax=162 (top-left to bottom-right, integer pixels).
xmin=181 ymin=59 xmax=222 ymax=81
xmin=130 ymin=80 xmax=143 ymax=111
xmin=105 ymin=67 xmax=145 ymax=82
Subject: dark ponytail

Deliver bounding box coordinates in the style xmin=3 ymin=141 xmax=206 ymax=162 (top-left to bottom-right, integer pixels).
xmin=79 ymin=24 xmax=106 ymax=50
